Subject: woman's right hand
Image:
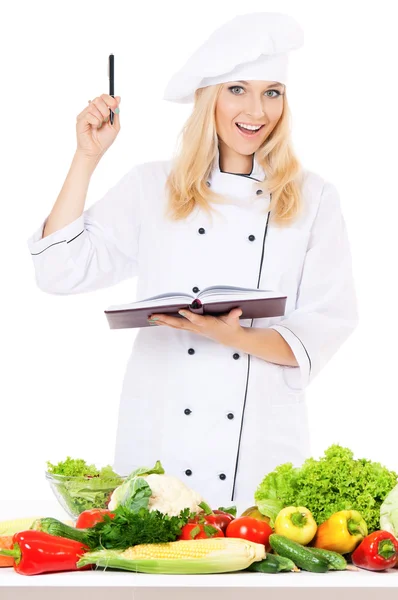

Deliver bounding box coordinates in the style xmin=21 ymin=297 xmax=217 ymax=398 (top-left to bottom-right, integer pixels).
xmin=76 ymin=93 xmax=121 ymax=160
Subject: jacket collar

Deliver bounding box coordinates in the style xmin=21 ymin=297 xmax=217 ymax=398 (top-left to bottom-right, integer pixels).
xmin=207 ymin=145 xmax=268 ymax=205
xmin=210 ymin=145 xmax=266 ymax=182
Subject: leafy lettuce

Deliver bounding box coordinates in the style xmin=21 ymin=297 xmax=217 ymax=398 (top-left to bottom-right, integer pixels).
xmin=46 ymin=457 xmax=123 ymax=517
xmin=254 ymin=445 xmax=398 ymax=532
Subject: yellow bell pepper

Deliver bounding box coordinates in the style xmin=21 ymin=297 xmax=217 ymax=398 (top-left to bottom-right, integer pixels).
xmin=312 ymin=510 xmax=368 ymax=554
xmin=274 ymin=506 xmax=317 ymax=545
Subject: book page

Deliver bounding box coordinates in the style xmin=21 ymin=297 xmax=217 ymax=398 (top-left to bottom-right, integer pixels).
xmin=106 ymin=286 xmax=285 ymax=312
xmin=201 ymin=289 xmax=284 ymax=304
xmin=106 ymin=291 xmax=193 ymax=312
xmin=198 ymin=285 xmax=276 ymax=298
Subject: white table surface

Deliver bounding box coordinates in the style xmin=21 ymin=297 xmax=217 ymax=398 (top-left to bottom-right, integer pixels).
xmin=1 ymin=497 xmax=398 ymax=600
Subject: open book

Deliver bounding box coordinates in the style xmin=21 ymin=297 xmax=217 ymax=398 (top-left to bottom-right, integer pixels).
xmin=104 ymin=285 xmax=287 ymax=330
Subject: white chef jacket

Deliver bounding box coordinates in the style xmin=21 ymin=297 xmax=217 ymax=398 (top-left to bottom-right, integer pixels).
xmin=27 ymin=147 xmax=359 ymax=508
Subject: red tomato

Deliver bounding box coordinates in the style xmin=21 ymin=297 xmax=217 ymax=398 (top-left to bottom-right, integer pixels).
xmin=179 ymin=522 xmax=224 ymax=540
xmin=75 ymin=509 xmax=115 ymax=529
xmin=225 ymin=516 xmax=272 ymax=550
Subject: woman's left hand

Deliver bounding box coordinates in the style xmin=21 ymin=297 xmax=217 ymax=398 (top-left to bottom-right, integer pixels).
xmin=147 ymin=308 xmax=244 ymax=347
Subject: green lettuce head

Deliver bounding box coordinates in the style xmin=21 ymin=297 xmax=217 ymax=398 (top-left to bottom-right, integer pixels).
xmin=380 ymin=483 xmax=398 ymax=538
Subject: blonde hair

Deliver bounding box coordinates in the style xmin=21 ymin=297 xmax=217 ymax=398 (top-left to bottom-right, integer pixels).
xmin=164 ymin=83 xmax=305 ymax=227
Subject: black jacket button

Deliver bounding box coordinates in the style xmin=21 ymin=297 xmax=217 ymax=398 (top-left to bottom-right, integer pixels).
xmin=184 ymin=408 xmax=192 ymax=415
xmin=192 ymin=286 xmax=199 ymax=293
xmin=248 ymin=234 xmax=255 ymax=241
xmin=219 ymin=473 xmax=226 ymax=480
xmin=227 ymin=413 xmax=234 ymax=420
xmin=188 ymin=348 xmax=195 ymax=355
xmin=233 ymin=353 xmax=240 ymax=360
xmin=198 ymin=227 xmax=206 ymax=234
xmin=185 ymin=469 xmax=192 ymax=476
xmin=256 ymin=189 xmax=263 ymax=195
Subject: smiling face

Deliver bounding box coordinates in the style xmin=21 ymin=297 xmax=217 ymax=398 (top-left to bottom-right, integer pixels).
xmin=215 ymin=80 xmax=285 ymax=173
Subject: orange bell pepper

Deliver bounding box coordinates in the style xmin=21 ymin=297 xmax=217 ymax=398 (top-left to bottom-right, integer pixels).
xmin=312 ymin=510 xmax=368 ymax=554
xmin=0 ymin=537 xmax=14 ymax=567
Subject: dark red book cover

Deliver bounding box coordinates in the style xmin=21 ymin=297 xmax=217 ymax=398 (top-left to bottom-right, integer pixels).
xmin=104 ymin=289 xmax=287 ymax=330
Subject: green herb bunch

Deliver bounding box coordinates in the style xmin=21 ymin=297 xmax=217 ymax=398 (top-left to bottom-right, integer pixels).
xmin=88 ymin=504 xmax=193 ymax=550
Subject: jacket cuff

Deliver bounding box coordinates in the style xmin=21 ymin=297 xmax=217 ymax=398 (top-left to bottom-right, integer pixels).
xmin=27 ymin=214 xmax=85 ymax=256
xmin=269 ymin=324 xmax=312 ymax=391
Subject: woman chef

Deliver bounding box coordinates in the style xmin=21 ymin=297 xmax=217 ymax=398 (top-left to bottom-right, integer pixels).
xmin=27 ymin=12 xmax=358 ymax=508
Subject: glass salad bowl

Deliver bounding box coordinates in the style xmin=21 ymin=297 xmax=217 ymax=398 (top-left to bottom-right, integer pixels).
xmin=45 ymin=470 xmax=127 ymax=520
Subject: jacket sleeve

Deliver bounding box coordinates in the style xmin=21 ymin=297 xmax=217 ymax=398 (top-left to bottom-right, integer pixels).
xmin=269 ymin=180 xmax=359 ymax=391
xmin=26 ymin=165 xmax=141 ymax=294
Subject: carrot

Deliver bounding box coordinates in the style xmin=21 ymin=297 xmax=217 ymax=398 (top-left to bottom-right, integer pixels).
xmin=0 ymin=536 xmax=14 ymax=567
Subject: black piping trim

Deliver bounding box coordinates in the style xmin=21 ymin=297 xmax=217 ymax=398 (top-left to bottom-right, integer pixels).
xmin=218 ymin=152 xmax=262 ymax=181
xmin=67 ymin=230 xmax=85 ymax=244
xmin=272 ymin=323 xmax=312 ymax=375
xmin=30 ymin=229 xmax=85 ymax=255
xmin=221 ymin=172 xmax=260 ymax=179
xmin=230 ymin=202 xmax=271 ymax=502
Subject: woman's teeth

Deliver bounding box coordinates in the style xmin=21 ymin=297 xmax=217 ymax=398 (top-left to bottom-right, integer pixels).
xmin=236 ymin=123 xmax=264 ymax=136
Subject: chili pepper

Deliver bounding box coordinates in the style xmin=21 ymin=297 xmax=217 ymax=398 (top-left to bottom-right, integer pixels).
xmin=75 ymin=509 xmax=115 ymax=529
xmin=352 ymin=531 xmax=398 ymax=571
xmin=274 ymin=506 xmax=317 ymax=545
xmin=312 ymin=510 xmax=368 ymax=554
xmin=0 ymin=530 xmax=91 ymax=575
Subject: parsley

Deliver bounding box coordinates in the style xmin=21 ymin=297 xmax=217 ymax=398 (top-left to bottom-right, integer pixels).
xmin=90 ymin=505 xmax=193 ymax=549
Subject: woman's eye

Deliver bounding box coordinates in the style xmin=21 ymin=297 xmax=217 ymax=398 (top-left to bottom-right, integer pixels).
xmin=266 ymin=90 xmax=281 ymax=98
xmin=228 ymin=86 xmax=281 ymax=98
xmin=229 ymin=86 xmax=244 ymax=94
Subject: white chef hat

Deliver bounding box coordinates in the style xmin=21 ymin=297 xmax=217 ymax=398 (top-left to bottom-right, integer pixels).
xmin=163 ymin=12 xmax=304 ymax=104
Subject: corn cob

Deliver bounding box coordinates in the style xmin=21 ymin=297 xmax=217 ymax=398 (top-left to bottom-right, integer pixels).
xmin=77 ymin=537 xmax=266 ymax=574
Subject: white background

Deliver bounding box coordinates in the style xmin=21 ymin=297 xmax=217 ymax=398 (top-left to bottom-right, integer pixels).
xmin=1 ymin=0 xmax=397 ymax=513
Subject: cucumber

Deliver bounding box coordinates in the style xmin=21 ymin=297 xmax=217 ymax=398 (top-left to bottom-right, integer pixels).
xmin=30 ymin=518 xmax=98 ymax=548
xmin=306 ymin=547 xmax=347 ymax=571
xmin=269 ymin=534 xmax=329 ymax=573
xmin=246 ymin=553 xmax=297 ymax=573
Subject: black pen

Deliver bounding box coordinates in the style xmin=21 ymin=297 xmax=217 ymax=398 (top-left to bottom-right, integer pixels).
xmin=109 ymin=54 xmax=114 ymax=124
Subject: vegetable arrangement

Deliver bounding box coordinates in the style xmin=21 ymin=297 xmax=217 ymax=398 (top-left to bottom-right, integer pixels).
xmin=1 ymin=448 xmax=398 ymax=576
xmin=254 ymin=445 xmax=397 ymax=533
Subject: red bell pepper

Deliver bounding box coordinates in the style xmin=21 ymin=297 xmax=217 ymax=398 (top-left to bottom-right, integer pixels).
xmin=75 ymin=508 xmax=115 ymax=529
xmin=194 ymin=502 xmax=234 ymax=533
xmin=178 ymin=521 xmax=224 ymax=540
xmin=178 ymin=502 xmax=235 ymax=539
xmin=351 ymin=531 xmax=398 ymax=571
xmin=0 ymin=530 xmax=92 ymax=576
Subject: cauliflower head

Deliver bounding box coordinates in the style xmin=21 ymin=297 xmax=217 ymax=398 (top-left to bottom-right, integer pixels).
xmin=141 ymin=473 xmax=204 ymax=516
xmin=108 ymin=460 xmax=206 ymax=516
